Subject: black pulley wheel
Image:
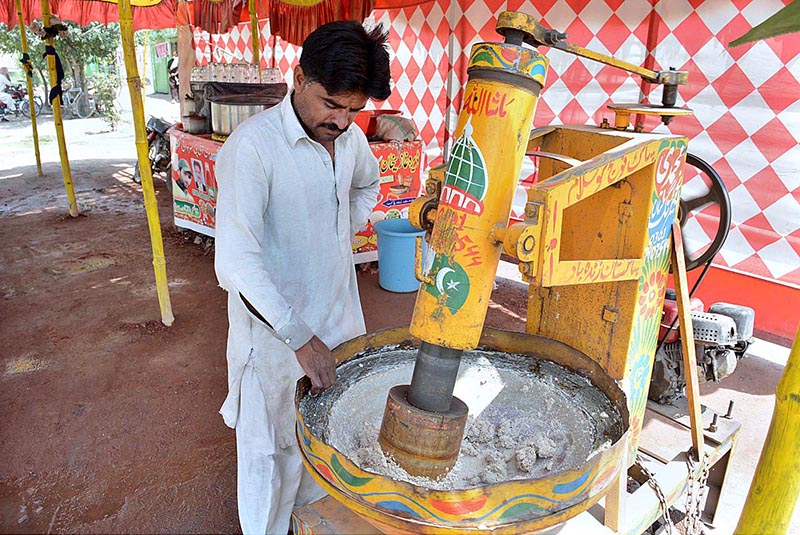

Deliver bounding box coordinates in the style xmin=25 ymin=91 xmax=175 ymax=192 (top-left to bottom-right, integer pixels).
xmin=675 ymin=153 xmax=731 ymax=271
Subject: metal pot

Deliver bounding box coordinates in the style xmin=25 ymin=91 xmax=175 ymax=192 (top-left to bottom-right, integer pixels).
xmin=208 ymin=94 xmax=282 ymax=136
xmin=182 ymin=114 xmax=207 ymax=134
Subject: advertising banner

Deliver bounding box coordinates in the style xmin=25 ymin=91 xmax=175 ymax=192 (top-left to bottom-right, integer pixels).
xmin=169 ymin=128 xmax=220 ymax=236
xmin=353 ymin=140 xmax=423 ymax=263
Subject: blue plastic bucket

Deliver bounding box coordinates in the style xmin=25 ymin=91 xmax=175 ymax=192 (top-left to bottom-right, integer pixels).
xmin=374 ymin=219 xmax=424 ymax=293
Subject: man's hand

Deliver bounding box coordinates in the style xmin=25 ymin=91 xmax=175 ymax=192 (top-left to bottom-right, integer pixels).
xmin=294 ymin=335 xmax=336 ymax=396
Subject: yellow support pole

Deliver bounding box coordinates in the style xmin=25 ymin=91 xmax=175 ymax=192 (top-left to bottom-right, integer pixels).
xmin=735 ymin=323 xmax=800 ymax=535
xmin=141 ymin=29 xmax=148 ymax=110
xmin=40 ymin=0 xmax=78 ymax=217
xmin=118 ymin=0 xmax=175 ymax=326
xmin=15 ymin=0 xmax=42 ymax=176
xmin=248 ymin=0 xmax=260 ymax=80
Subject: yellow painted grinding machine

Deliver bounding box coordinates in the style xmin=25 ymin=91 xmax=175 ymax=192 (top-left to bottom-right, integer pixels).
xmin=294 ymin=11 xmax=743 ymax=535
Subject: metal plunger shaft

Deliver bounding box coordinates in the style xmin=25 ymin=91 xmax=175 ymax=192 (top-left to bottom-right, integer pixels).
xmin=407 ymin=342 xmax=464 ymax=413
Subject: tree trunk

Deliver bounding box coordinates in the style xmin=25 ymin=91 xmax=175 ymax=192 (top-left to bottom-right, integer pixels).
xmin=34 ymin=66 xmax=50 ymax=110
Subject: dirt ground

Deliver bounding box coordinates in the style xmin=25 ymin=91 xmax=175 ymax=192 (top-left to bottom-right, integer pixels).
xmin=0 ymin=108 xmax=796 ymax=534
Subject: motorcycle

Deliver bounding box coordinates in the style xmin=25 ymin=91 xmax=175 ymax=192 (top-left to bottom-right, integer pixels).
xmin=133 ymin=116 xmax=174 ymax=188
xmin=0 ymin=85 xmax=43 ymax=119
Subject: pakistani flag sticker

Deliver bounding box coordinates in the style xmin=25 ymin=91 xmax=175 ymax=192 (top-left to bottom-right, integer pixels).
xmin=426 ymin=253 xmax=470 ymax=314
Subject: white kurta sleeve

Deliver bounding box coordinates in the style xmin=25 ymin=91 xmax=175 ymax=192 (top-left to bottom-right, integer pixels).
xmin=348 ymin=131 xmax=380 ymax=240
xmin=214 ymin=132 xmax=314 ymax=351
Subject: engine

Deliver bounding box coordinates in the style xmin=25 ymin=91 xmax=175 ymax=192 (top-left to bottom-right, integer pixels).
xmin=649 ymin=289 xmax=755 ymax=404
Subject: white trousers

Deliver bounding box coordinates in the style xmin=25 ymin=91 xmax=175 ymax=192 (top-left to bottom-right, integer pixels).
xmin=236 ymin=364 xmax=326 ymax=535
xmin=0 ymin=92 xmax=14 ymax=109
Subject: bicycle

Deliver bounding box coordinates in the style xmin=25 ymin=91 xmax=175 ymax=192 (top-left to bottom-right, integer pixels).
xmin=8 ymin=85 xmax=43 ymax=118
xmin=18 ymin=94 xmax=44 ymax=118
xmin=61 ymin=85 xmax=97 ymax=119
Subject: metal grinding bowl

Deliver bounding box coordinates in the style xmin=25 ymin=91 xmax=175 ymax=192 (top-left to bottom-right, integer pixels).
xmin=295 ymin=327 xmax=629 ymax=534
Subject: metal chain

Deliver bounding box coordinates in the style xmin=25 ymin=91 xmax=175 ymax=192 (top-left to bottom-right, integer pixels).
xmin=685 ymin=449 xmax=711 ymax=535
xmin=636 ymin=454 xmax=675 ymax=535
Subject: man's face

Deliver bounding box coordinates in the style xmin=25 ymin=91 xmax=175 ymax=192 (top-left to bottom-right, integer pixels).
xmin=180 ymin=167 xmax=192 ymax=189
xmin=292 ymin=66 xmax=367 ymax=144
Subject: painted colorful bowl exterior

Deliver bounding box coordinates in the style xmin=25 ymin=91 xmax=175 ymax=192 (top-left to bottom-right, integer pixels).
xmin=295 ymin=327 xmax=630 ymax=534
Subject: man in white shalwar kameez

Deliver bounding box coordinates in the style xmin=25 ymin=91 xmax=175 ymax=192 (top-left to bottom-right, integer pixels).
xmin=213 ymin=21 xmax=391 ymax=535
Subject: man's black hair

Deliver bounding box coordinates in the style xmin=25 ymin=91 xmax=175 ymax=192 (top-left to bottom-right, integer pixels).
xmin=299 ymin=20 xmax=391 ymax=101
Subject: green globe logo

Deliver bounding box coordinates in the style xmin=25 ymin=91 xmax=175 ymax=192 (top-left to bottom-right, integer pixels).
xmin=441 ymin=117 xmax=488 ymax=216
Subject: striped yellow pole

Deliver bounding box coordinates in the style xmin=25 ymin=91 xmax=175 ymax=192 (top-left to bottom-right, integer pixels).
xmin=141 ymin=29 xmax=148 ymax=113
xmin=39 ymin=0 xmax=78 ymax=216
xmin=15 ymin=0 xmax=42 ymax=176
xmin=735 ymin=323 xmax=800 ymax=534
xmin=248 ymin=0 xmax=260 ymax=80
xmin=118 ymin=0 xmax=174 ymax=326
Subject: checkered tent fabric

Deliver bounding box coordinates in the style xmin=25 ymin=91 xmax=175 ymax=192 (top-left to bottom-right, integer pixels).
xmin=192 ymin=0 xmax=800 ymax=287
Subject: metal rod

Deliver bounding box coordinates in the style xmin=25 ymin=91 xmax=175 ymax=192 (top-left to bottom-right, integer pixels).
xmin=554 ymin=41 xmax=660 ymax=82
xmin=407 ymin=342 xmax=464 ymax=413
xmin=248 ymin=0 xmax=260 ymax=79
xmin=724 ymin=400 xmax=734 ymax=419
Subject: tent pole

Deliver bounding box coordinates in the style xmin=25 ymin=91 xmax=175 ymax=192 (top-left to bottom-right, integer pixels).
xmin=141 ymin=29 xmax=148 ymax=112
xmin=15 ymin=0 xmax=42 ymax=176
xmin=118 ymin=0 xmax=175 ymax=326
xmin=176 ymin=15 xmax=193 ymax=117
xmin=735 ymin=323 xmax=800 ymax=534
xmin=40 ymin=0 xmax=78 ymax=216
xmin=248 ymin=0 xmax=260 ymax=80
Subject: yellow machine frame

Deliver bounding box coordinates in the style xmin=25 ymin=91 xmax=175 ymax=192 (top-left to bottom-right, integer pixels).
xmin=418 ymin=123 xmax=687 ymax=466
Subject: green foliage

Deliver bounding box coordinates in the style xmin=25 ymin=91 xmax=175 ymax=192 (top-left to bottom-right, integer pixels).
xmin=0 ymin=23 xmax=48 ymax=97
xmin=0 ymin=23 xmax=44 ymax=65
xmin=92 ymin=72 xmax=122 ymax=130
xmin=59 ymin=22 xmax=121 ymax=90
xmin=729 ymin=1 xmax=800 ymax=46
xmin=0 ymin=21 xmax=121 ymax=97
xmin=135 ymin=28 xmax=177 ymax=46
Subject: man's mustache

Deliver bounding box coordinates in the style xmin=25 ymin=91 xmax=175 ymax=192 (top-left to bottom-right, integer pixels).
xmin=319 ymin=122 xmax=346 ymax=133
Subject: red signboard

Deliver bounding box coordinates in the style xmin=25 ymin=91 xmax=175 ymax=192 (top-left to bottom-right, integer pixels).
xmin=352 ymin=140 xmax=423 ymax=262
xmin=169 ymin=128 xmax=221 ymax=236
